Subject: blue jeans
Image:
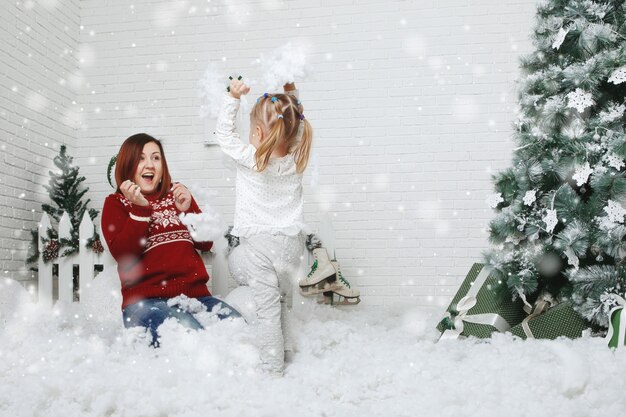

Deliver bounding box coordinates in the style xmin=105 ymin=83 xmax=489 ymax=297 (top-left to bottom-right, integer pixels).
xmin=122 ymin=296 xmax=241 ymax=346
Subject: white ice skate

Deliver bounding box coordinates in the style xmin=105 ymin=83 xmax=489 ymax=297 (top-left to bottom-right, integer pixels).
xmin=320 ymin=261 xmax=361 ymax=306
xmin=298 ymin=248 xmax=337 ymax=296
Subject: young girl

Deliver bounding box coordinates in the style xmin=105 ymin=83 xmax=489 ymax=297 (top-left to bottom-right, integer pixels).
xmin=215 ymin=78 xmax=312 ymax=374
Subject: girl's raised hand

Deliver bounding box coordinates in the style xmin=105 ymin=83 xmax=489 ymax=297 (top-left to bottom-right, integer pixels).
xmin=171 ymin=182 xmax=192 ymax=212
xmin=229 ymin=77 xmax=250 ymax=99
xmin=120 ymin=180 xmax=149 ymax=207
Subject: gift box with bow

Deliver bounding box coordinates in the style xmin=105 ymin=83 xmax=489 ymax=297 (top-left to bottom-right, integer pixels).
xmin=509 ymin=296 xmax=589 ymax=340
xmin=437 ymin=263 xmax=526 ymax=340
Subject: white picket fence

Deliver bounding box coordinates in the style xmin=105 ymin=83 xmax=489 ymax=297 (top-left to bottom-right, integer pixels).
xmin=37 ymin=211 xmax=115 ymax=307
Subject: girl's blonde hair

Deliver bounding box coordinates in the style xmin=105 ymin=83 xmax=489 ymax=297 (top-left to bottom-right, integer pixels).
xmin=250 ymin=93 xmax=312 ymax=174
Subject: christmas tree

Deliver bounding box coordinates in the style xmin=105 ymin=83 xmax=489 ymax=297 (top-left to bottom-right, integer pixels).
xmin=485 ymin=0 xmax=626 ymax=328
xmin=27 ymin=145 xmax=102 ymax=265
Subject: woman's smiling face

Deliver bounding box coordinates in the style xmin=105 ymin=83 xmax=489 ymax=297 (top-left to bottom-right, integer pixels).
xmin=133 ymin=141 xmax=163 ymax=195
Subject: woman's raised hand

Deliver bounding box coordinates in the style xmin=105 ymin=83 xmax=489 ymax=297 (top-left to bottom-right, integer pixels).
xmin=120 ymin=180 xmax=149 ymax=207
xmin=171 ymin=182 xmax=192 ymax=212
xmin=228 ymin=76 xmax=250 ymax=99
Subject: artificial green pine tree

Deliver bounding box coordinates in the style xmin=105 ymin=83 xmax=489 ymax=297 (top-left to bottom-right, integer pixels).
xmin=26 ymin=145 xmax=101 ymax=265
xmin=485 ymin=0 xmax=626 ymax=329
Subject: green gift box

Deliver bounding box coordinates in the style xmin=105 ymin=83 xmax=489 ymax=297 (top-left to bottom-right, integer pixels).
xmin=606 ymin=303 xmax=626 ymax=349
xmin=437 ymin=263 xmax=526 ymax=339
xmin=510 ymin=302 xmax=589 ymax=340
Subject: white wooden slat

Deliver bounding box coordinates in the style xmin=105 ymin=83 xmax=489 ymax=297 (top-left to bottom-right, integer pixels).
xmin=79 ymin=211 xmax=94 ymax=289
xmin=37 ymin=213 xmax=53 ymax=307
xmin=57 ymin=212 xmax=73 ymax=304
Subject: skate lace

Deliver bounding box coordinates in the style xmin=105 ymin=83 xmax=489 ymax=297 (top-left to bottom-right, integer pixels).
xmin=307 ymin=260 xmax=318 ymax=277
xmin=336 ymin=267 xmax=351 ymax=288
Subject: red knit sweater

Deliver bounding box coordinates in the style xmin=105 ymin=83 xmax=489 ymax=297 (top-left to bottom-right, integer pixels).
xmin=101 ymin=191 xmax=213 ymax=309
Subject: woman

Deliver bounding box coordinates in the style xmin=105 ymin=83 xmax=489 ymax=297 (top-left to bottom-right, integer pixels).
xmin=101 ymin=133 xmax=240 ymax=345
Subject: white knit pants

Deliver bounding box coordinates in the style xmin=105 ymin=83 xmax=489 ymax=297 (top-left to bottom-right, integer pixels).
xmin=228 ymin=233 xmax=304 ymax=373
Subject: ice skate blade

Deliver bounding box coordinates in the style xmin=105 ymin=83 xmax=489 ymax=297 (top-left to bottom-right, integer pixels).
xmin=319 ymin=292 xmax=361 ymax=306
xmin=298 ymin=276 xmax=337 ymax=296
xmin=330 ymin=296 xmax=361 ymax=306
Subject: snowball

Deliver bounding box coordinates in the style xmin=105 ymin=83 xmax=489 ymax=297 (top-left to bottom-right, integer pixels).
xmin=258 ymin=43 xmax=312 ymax=92
xmin=179 ymin=203 xmax=224 ymax=242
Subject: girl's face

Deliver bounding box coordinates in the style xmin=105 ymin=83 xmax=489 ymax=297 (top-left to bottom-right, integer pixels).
xmin=133 ymin=142 xmax=163 ymax=195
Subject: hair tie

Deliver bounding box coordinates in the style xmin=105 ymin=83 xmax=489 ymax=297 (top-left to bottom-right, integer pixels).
xmin=299 ymin=114 xmax=305 ymax=120
xmin=271 ymin=97 xmax=278 ymax=103
xmin=277 ymin=114 xmax=284 ymax=119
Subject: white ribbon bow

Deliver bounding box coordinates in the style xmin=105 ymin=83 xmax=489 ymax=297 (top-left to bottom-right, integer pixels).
xmin=606 ymin=294 xmax=626 ymax=349
xmin=440 ymin=266 xmax=511 ymax=340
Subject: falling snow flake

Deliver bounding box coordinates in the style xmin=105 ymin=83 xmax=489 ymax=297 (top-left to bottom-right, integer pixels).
xmin=543 ymin=209 xmax=558 ymax=233
xmin=552 ymin=27 xmax=569 ymax=50
xmin=567 ymin=88 xmax=594 ymax=112
xmin=608 ymin=66 xmax=626 ymax=85
xmin=486 ymin=192 xmax=504 ymax=208
xmin=523 ymin=190 xmax=537 ymax=206
xmin=573 ymin=163 xmax=593 ymax=186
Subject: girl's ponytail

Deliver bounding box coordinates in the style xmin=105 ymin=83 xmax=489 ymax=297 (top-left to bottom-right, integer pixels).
xmin=293 ymin=119 xmax=312 ymax=174
xmin=255 ymin=118 xmax=284 ymax=172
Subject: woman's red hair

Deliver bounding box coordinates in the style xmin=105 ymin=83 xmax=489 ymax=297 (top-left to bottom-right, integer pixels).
xmin=114 ymin=133 xmax=172 ymax=199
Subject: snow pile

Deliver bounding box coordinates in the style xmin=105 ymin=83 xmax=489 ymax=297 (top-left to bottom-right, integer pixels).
xmin=79 ymin=268 xmax=122 ymax=324
xmin=259 ymin=43 xmax=312 ymax=92
xmin=0 ymin=277 xmax=32 ymax=326
xmin=1 ymin=271 xmax=625 ymax=417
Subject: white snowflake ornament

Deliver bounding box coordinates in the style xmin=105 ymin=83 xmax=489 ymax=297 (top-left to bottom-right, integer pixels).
xmin=604 ymin=200 xmax=626 ymax=223
xmin=573 ymin=162 xmax=593 ymax=186
xmin=552 ymin=27 xmax=569 ymax=50
xmin=543 ymin=209 xmax=558 ymax=233
xmin=486 ymin=193 xmax=504 ymax=208
xmin=523 ymin=190 xmax=537 ymax=206
xmin=604 ymin=153 xmax=625 ymax=170
xmin=608 ymin=66 xmax=626 ymax=85
xmin=567 ymin=88 xmax=594 ymax=112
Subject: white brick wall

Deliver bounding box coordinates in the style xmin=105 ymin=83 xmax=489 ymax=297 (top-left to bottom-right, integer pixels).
xmin=0 ymin=0 xmax=81 ymax=282
xmin=3 ymin=0 xmax=539 ymax=309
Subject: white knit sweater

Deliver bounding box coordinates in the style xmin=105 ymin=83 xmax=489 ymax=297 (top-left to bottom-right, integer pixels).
xmin=214 ymin=94 xmax=307 ymax=238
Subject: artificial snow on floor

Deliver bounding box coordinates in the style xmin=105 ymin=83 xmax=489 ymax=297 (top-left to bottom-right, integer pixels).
xmin=1 ymin=273 xmax=625 ymax=417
